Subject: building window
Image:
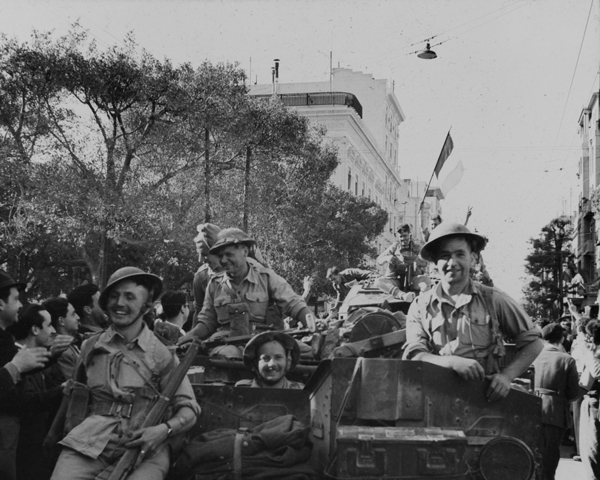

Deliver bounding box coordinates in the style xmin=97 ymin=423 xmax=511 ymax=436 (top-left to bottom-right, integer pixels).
xmin=348 ymin=167 xmax=352 ymax=191
xmin=368 ymin=188 xmax=372 ymax=199
xmin=362 ymin=182 xmax=365 ymax=197
xmin=355 ymin=175 xmax=358 ymax=195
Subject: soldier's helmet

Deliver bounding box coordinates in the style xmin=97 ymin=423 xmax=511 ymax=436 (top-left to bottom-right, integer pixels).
xmin=243 ymin=331 xmax=300 ymax=371
xmin=419 ymin=222 xmax=487 ymax=263
xmin=99 ymin=267 xmax=163 ymax=311
xmin=209 ymin=228 xmax=256 ymax=255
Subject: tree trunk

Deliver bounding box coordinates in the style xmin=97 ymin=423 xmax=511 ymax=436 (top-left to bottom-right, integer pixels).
xmin=243 ymin=146 xmax=251 ymax=232
xmin=204 ymin=127 xmax=211 ymax=222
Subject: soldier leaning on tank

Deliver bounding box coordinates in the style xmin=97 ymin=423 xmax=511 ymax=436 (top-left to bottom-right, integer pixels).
xmin=326 ymin=266 xmax=374 ymax=312
xmin=180 ymin=228 xmax=316 ymax=351
xmin=50 ymin=267 xmax=200 ymax=480
xmin=235 ymin=331 xmax=305 ymax=389
xmin=402 ymin=223 xmax=543 ymax=403
xmin=374 ymin=223 xmax=426 ymax=302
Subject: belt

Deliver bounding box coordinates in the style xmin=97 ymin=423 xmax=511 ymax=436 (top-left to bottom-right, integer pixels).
xmin=88 ymin=401 xmax=133 ymax=419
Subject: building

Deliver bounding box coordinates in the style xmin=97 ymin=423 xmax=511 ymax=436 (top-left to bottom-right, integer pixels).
xmin=575 ymin=91 xmax=600 ymax=296
xmin=250 ymin=67 xmax=438 ymax=252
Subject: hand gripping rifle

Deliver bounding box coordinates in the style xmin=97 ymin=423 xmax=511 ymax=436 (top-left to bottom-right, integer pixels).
xmin=105 ymin=339 xmax=202 ymax=480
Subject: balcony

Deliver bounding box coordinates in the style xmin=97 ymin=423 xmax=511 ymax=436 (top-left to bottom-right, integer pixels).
xmin=580 ymin=197 xmax=593 ymax=218
xmin=253 ymin=92 xmax=363 ymax=118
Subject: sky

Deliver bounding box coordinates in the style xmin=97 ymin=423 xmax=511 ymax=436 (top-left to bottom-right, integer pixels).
xmin=0 ymin=0 xmax=598 ymax=299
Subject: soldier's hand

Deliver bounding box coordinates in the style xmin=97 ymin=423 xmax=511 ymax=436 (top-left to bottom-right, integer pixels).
xmin=125 ymin=424 xmax=170 ymax=466
xmin=486 ymin=373 xmax=512 ymax=402
xmin=50 ymin=335 xmax=73 ymax=358
xmin=448 ymin=356 xmax=485 ymax=382
xmin=11 ymin=347 xmax=50 ymax=373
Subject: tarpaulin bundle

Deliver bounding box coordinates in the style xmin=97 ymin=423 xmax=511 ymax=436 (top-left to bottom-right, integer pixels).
xmin=170 ymin=414 xmax=317 ymax=480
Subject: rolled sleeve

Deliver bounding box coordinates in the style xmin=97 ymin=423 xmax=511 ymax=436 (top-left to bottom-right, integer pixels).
xmin=402 ymin=297 xmax=432 ymax=360
xmin=268 ymin=272 xmax=309 ymax=321
xmin=193 ymin=277 xmax=219 ymax=339
xmin=489 ymin=288 xmax=540 ymax=348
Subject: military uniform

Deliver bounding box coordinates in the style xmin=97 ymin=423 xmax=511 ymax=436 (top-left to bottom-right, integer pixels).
xmin=51 ymin=324 xmax=200 ymax=480
xmin=191 ymin=258 xmax=309 ymax=340
xmin=403 ymin=280 xmax=540 ymax=373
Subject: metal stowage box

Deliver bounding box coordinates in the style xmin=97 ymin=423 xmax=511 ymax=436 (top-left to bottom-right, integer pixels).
xmin=335 ymin=426 xmax=468 ymax=479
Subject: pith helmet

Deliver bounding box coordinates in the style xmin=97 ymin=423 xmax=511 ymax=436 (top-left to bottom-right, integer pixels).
xmin=420 ymin=222 xmax=487 ymax=263
xmin=209 ymin=228 xmax=256 ymax=255
xmin=243 ymin=331 xmax=300 ymax=370
xmin=99 ymin=267 xmax=163 ymax=311
xmin=194 ymin=223 xmax=221 ymax=255
xmin=0 ymin=270 xmax=26 ymax=292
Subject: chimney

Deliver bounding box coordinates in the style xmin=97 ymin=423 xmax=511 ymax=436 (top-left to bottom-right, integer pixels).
xmin=274 ymin=59 xmax=280 ymax=94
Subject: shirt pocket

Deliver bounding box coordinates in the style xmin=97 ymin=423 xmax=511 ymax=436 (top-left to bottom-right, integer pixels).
xmin=244 ymin=291 xmax=269 ymax=321
xmin=457 ymin=314 xmax=492 ymax=351
xmin=214 ymin=295 xmax=232 ymax=324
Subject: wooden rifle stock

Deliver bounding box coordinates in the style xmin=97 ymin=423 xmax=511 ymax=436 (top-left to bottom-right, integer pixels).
xmin=107 ymin=340 xmax=201 ymax=480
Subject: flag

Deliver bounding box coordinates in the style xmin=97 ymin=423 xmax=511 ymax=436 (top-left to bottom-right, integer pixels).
xmin=433 ymin=132 xmax=454 ymax=178
xmin=441 ymin=160 xmax=464 ymax=197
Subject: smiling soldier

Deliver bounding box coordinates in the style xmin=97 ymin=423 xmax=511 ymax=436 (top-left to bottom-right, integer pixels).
xmin=51 ymin=267 xmax=200 ymax=480
xmin=180 ymin=228 xmax=316 ymax=354
xmin=402 ymin=223 xmax=542 ymax=402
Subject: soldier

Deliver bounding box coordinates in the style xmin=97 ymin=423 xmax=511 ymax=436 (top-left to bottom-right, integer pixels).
xmin=181 ymin=229 xmax=316 ymax=350
xmin=192 ymin=223 xmax=223 ymax=327
xmin=403 ymin=223 xmax=543 ymax=402
xmin=235 ymin=331 xmax=304 ymax=389
xmin=374 ymin=223 xmax=425 ymax=301
xmin=50 ymin=267 xmax=200 ymax=480
xmin=326 ymin=266 xmax=373 ymax=314
xmin=154 ymin=291 xmax=188 ymax=345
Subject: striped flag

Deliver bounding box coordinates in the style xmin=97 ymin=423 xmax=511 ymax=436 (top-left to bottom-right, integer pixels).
xmin=441 ymin=161 xmax=464 ymax=197
xmin=434 ymin=132 xmax=454 ymax=178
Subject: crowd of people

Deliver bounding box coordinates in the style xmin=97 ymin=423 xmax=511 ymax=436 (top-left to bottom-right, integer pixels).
xmin=0 ymin=214 xmax=598 ymax=480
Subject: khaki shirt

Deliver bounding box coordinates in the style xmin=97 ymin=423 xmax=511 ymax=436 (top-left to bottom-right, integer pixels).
xmin=403 ymin=280 xmax=540 ymax=361
xmin=194 ymin=258 xmax=308 ymax=339
xmin=60 ymin=324 xmax=200 ymax=459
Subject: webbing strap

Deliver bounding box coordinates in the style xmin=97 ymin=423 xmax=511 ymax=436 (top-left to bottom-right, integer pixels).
xmin=233 ymin=428 xmax=248 ymax=480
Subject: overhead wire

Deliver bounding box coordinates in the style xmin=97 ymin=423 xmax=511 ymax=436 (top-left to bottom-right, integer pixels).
xmin=551 ymin=0 xmax=596 ymax=168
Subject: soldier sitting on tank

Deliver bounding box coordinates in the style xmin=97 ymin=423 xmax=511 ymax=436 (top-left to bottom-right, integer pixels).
xmin=374 ymin=223 xmax=426 ymax=303
xmin=402 ymin=222 xmax=543 ymax=402
xmin=235 ymin=331 xmax=304 ymax=389
xmin=179 ymin=229 xmax=316 ymax=356
xmin=326 ymin=266 xmax=374 ymax=315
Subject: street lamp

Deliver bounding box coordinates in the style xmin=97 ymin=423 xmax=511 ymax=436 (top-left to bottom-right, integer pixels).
xmin=418 ymin=43 xmax=437 ymax=60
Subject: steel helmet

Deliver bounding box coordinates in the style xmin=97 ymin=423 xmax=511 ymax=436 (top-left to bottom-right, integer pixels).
xmin=209 ymin=228 xmax=256 ymax=255
xmin=99 ymin=267 xmax=163 ymax=311
xmin=243 ymin=331 xmax=300 ymax=371
xmin=419 ymin=222 xmax=487 ymax=263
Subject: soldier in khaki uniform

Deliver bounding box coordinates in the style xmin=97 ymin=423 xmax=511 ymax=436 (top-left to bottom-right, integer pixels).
xmin=181 ymin=229 xmax=315 ymax=349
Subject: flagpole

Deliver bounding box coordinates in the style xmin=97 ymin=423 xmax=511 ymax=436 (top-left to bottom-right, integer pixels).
xmin=419 ymin=128 xmax=452 ymax=213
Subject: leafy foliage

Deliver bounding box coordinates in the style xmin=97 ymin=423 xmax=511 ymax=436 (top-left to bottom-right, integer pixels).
xmin=0 ymin=29 xmax=387 ymax=299
xmin=522 ymin=216 xmax=573 ymax=321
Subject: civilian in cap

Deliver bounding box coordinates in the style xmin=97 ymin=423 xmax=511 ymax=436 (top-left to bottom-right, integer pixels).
xmin=235 ymin=331 xmax=304 ymax=389
xmin=50 ymin=267 xmax=200 ymax=480
xmin=403 ymin=222 xmax=542 ymax=402
xmin=532 ymin=322 xmax=580 ymax=480
xmin=180 ymin=228 xmax=316 ymax=348
xmin=374 ymin=223 xmax=425 ymax=302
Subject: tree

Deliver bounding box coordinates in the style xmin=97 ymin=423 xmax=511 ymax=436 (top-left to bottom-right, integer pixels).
xmin=522 ymin=216 xmax=573 ymax=320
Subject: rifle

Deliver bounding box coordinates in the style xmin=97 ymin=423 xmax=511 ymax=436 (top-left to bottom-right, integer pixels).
xmin=105 ymin=339 xmax=201 ymax=480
